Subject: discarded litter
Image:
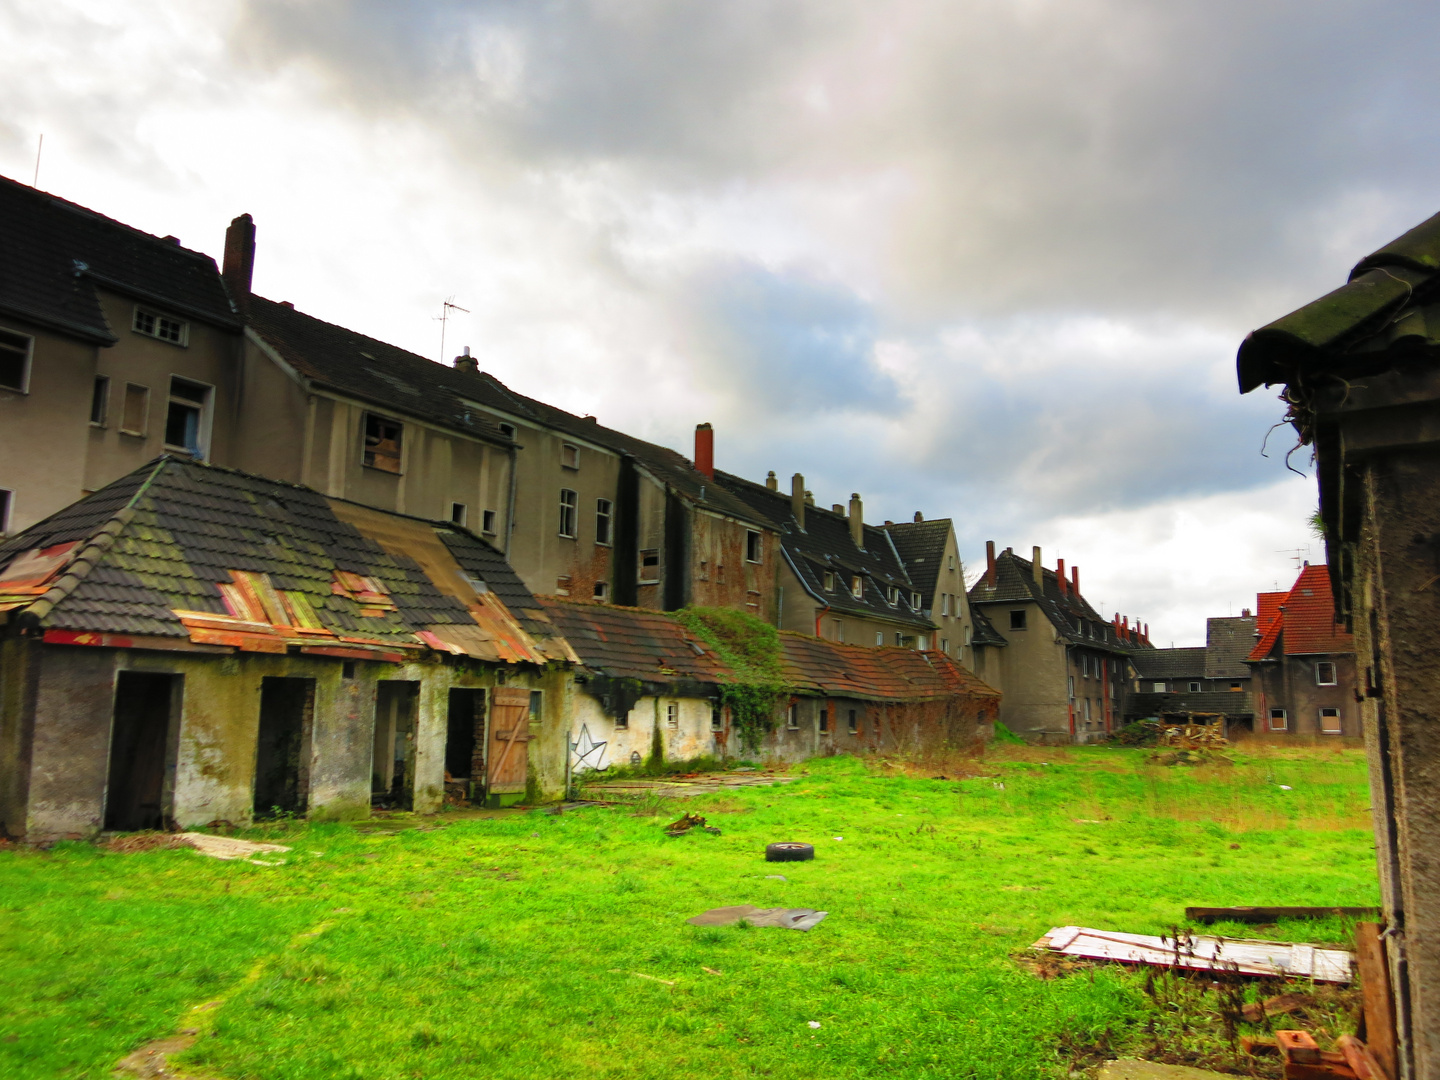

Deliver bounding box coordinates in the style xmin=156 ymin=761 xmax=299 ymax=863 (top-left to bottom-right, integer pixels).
xmin=178 ymin=833 xmax=290 ymax=864
xmin=665 ymin=813 xmax=722 ymax=838
xmin=1033 ymin=926 xmax=1353 ymax=983
xmin=1278 ymin=785 xmax=1293 ymax=790
xmin=765 ymin=874 xmax=788 ymax=881
xmin=687 ymin=905 xmax=829 ymax=931
xmin=765 ymin=842 xmax=814 ymax=862
xmin=808 ymin=1021 xmax=822 ymax=1029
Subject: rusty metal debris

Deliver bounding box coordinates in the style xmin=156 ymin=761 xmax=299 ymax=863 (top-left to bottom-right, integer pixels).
xmin=1033 ymin=926 xmax=1353 ymax=983
xmin=686 ymin=905 xmax=829 ymax=931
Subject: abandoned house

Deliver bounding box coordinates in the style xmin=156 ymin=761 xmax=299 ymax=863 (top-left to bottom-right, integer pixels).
xmin=537 ymin=597 xmax=1000 ymax=775
xmin=967 ymin=543 xmax=1151 ymax=743
xmin=878 ymin=514 xmax=976 ymax=669
xmin=0 ymin=456 xmax=575 ymax=843
xmin=1124 ymin=615 xmax=1258 ymax=734
xmin=1238 ymin=206 xmax=1440 ymax=1076
xmin=1244 ymin=564 xmax=1358 ymax=738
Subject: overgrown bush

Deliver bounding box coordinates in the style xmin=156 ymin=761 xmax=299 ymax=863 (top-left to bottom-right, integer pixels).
xmin=673 ymin=606 xmax=787 ymax=754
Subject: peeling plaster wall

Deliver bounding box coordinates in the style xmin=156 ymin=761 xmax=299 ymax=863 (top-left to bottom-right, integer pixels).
xmin=569 ymin=692 xmax=720 ymax=774
xmin=26 ymin=644 xmax=118 ymax=841
xmin=0 ymin=638 xmax=40 ymax=838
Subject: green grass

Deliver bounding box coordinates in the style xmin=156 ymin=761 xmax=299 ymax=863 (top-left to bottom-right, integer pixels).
xmin=0 ymin=746 xmax=1378 ymax=1079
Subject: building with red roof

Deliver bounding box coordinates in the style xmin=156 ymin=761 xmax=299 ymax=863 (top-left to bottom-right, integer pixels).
xmin=1245 ymin=564 xmax=1357 ymax=737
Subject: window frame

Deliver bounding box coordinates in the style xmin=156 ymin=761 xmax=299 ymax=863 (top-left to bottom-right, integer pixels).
xmin=745 ymin=530 xmax=762 ymax=563
xmin=1151 ymin=681 xmax=1167 ymax=693
xmin=162 ymin=376 xmax=214 ymax=458
xmin=592 ymin=581 xmax=610 ymax=601
xmin=1319 ymin=707 xmax=1342 ymax=735
xmin=850 ymin=576 xmax=863 ymax=600
xmin=362 ymin=412 xmax=404 ymax=473
xmin=666 ymin=701 xmax=679 ymax=728
xmin=558 ymin=488 xmax=579 ymax=539
xmin=1315 ymin=661 xmax=1337 ymax=686
xmin=120 ymin=382 xmax=150 ymax=437
xmin=1188 ymin=681 xmax=1201 ymax=693
xmin=847 ymin=709 xmax=858 ymax=734
xmin=90 ymin=375 xmax=110 ymax=426
xmin=481 ymin=509 xmax=497 ymax=535
xmin=1268 ymin=708 xmax=1288 ymax=732
xmin=132 ymin=306 xmax=189 ymax=346
xmin=823 ymin=571 xmax=836 ymax=592
xmin=786 ymin=703 xmax=799 ymax=730
xmin=638 ymin=548 xmax=660 ymax=583
xmin=561 ymin=443 xmax=580 ymax=470
xmin=450 ymin=503 xmax=468 ymax=526
xmin=1008 ymin=609 xmax=1027 ymax=631
xmin=0 ymin=326 xmax=32 ymax=394
xmin=595 ymin=498 xmax=613 ymax=546
xmin=875 ymin=632 xmax=884 ymax=646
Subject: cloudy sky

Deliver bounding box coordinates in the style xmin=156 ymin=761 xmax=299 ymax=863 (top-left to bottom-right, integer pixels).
xmin=6 ymin=0 xmax=1439 ymax=644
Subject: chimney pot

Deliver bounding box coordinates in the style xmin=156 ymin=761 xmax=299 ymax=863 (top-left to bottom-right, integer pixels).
xmin=1032 ymin=546 xmax=1043 ymax=587
xmin=765 ymin=471 xmax=778 ymax=491
xmin=694 ymin=422 xmax=714 ymax=480
xmin=222 ymin=213 xmax=256 ymax=318
xmin=849 ymin=494 xmax=864 ymax=548
xmin=791 ymin=473 xmax=806 ymax=530
xmin=805 ymin=490 xmax=814 ymax=505
xmin=832 ymin=504 xmax=844 ymax=513
xmin=914 ymin=511 xmax=923 ymax=522
xmin=1241 ymin=607 xmax=1252 ymax=617
xmin=453 ymin=345 xmax=478 ymax=374
xmin=985 ymin=540 xmax=996 ymax=587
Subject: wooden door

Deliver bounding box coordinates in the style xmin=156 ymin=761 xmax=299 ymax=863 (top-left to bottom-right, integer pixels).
xmin=486 ymin=687 xmax=532 ymax=803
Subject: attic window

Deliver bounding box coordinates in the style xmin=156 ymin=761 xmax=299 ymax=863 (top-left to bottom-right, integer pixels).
xmin=851 ymin=576 xmax=863 ymax=599
xmin=911 ymin=592 xmax=922 ymax=609
xmin=1009 ymin=609 xmax=1027 ymax=630
xmin=499 ymin=423 xmax=516 ymax=439
xmin=561 ymin=443 xmax=580 ymax=470
xmin=363 ymin=414 xmax=403 ymax=473
xmin=823 ymin=571 xmax=836 ymax=591
xmin=887 ymin=585 xmax=899 ymax=605
xmin=132 ymin=307 xmax=188 ymax=345
xmin=0 ymin=327 xmax=33 ymax=393
xmin=745 ymin=530 xmax=762 ymax=563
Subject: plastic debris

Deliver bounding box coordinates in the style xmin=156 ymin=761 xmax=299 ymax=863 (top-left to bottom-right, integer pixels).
xmin=808 ymin=1021 xmax=822 ymax=1029
xmin=686 ymin=905 xmax=829 ymax=931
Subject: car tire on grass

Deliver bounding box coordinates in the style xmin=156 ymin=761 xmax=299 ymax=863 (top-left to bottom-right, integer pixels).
xmin=765 ymin=842 xmax=814 ymax=862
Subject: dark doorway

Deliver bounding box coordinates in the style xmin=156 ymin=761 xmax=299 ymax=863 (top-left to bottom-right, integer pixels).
xmin=254 ymin=677 xmax=314 ymax=819
xmin=105 ymin=672 xmax=180 ymax=831
xmin=445 ymin=688 xmax=486 ymax=801
xmin=372 ymin=681 xmax=419 ymax=809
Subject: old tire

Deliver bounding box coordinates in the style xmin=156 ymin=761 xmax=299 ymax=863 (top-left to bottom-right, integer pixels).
xmin=765 ymin=842 xmax=814 ymax=863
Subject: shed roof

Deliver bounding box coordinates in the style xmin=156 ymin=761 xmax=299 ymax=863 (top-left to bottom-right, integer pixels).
xmin=0 ymin=173 xmax=239 ymax=343
xmin=537 ymin=598 xmax=734 ymax=685
xmin=1123 ymin=690 xmax=1255 ymax=720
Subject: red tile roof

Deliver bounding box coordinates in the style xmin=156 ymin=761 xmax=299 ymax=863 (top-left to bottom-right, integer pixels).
xmin=1247 ymin=566 xmax=1354 ymax=661
xmin=538 ymin=598 xmax=735 ymax=683
xmin=780 ymin=634 xmax=1000 ymax=703
xmin=1256 ymin=591 xmax=1286 ymax=633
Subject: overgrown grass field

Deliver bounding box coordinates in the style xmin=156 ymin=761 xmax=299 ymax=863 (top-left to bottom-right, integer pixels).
xmin=0 ymin=746 xmax=1377 ymax=1079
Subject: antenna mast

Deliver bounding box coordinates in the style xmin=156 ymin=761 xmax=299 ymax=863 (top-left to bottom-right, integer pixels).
xmin=435 ymin=296 xmax=470 ymax=364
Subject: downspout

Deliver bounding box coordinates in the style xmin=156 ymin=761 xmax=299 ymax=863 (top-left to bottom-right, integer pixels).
xmin=503 ymin=440 xmax=519 ymax=558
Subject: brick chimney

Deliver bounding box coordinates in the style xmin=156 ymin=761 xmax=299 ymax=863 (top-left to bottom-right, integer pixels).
xmin=223 ymin=213 xmax=256 ymax=317
xmin=453 ymin=346 xmax=477 ymax=374
xmin=1241 ymin=607 xmax=1252 ymax=617
xmin=694 ymin=422 xmax=714 ymax=479
xmin=765 ymin=471 xmax=778 ymax=491
xmin=914 ymin=511 xmax=923 ymax=522
xmin=1056 ymin=558 xmax=1067 ymax=597
xmin=791 ymin=473 xmax=806 ymax=531
xmin=985 ymin=540 xmax=996 ymax=587
xmin=849 ymin=494 xmax=864 ymax=548
xmin=1071 ymin=566 xmax=1079 ymax=597
xmin=1032 ymin=546 xmax=1043 ymax=588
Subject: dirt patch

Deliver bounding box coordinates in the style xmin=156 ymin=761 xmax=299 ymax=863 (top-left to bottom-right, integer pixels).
xmin=104 ymin=832 xmax=189 ymax=854
xmin=114 ymin=1031 xmax=199 ymax=1078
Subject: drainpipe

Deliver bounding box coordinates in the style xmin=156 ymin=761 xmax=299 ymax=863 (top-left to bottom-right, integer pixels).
xmin=503 ymin=440 xmax=519 ymax=558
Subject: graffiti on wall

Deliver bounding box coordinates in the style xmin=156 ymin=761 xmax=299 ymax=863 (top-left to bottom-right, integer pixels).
xmin=571 ymin=724 xmax=608 ymax=772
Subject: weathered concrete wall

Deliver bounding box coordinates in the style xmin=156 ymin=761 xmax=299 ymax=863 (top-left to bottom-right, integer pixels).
xmin=26 ymin=645 xmax=118 ymax=841
xmin=570 ymin=692 xmax=719 ymax=774
xmin=689 ymin=511 xmax=779 ymax=623
xmin=977 ymin=600 xmax=1073 ymax=742
xmin=0 ymin=637 xmax=40 ymax=838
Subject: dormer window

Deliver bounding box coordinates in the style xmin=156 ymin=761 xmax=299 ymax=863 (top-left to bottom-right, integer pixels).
xmin=851 ymin=576 xmax=863 ymax=599
xmin=887 ymin=585 xmax=899 ymax=605
xmin=133 ymin=307 xmax=188 ymax=345
xmin=911 ymin=592 xmax=922 ymax=609
xmin=823 ymin=571 xmax=836 ymax=591
xmin=561 ymin=443 xmax=580 ymax=470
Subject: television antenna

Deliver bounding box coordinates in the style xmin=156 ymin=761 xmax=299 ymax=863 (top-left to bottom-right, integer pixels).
xmin=1276 ymin=546 xmax=1309 ymax=570
xmin=435 ymin=296 xmax=470 ymax=364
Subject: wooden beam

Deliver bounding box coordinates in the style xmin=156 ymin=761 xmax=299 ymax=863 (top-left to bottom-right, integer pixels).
xmin=1354 ymin=924 xmax=1397 ymax=1080
xmin=1186 ymin=906 xmax=1381 ymax=924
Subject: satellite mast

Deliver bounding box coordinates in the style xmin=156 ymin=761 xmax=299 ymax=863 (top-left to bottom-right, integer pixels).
xmin=435 ymin=296 xmax=470 ymax=364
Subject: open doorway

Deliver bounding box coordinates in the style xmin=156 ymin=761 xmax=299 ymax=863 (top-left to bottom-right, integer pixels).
xmin=254 ymin=677 xmax=314 ymax=819
xmin=444 ymin=688 xmax=486 ymax=805
xmin=372 ymin=681 xmax=419 ymax=809
xmin=105 ymin=672 xmax=181 ymax=831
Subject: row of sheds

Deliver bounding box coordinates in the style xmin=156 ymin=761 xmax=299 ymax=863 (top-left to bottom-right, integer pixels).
xmin=0 ymin=456 xmax=998 ymax=842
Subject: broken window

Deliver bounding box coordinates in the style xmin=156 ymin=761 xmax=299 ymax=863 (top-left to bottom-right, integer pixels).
xmin=1009 ymin=609 xmax=1026 ymax=630
xmin=0 ymin=327 xmax=31 ymax=392
xmin=482 ymin=509 xmax=497 ymax=534
xmin=164 ymin=377 xmax=210 ymax=456
xmin=639 ymin=548 xmax=660 ymax=583
xmin=133 ymin=307 xmax=187 ymax=344
xmin=593 ymin=581 xmax=609 ymax=600
xmin=596 ymin=498 xmax=613 ymax=545
xmin=499 ymin=422 xmax=515 ymax=439
xmin=363 ymin=414 xmax=403 ymax=473
xmin=1269 ymin=708 xmax=1288 ymax=732
xmin=451 ymin=503 xmax=467 ymax=526
xmin=558 ymin=488 xmax=578 ymax=537
xmin=90 ymin=376 xmax=109 ymax=424
xmin=746 ymin=530 xmax=762 ymax=562
xmin=121 ymin=383 xmax=149 ymax=435
xmin=1316 ymin=661 xmax=1337 ymax=685
xmin=851 ymin=576 xmax=863 ymax=599
xmin=1319 ymin=707 xmax=1342 ymax=734
xmin=786 ymin=703 xmax=799 ymax=730
xmin=561 ymin=443 xmax=580 ymax=469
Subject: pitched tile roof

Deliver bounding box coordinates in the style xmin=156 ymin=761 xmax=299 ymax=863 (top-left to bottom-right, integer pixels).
xmin=1204 ymin=616 xmax=1258 ymax=678
xmin=0 ymin=173 xmax=239 ymax=343
xmin=878 ymin=519 xmax=952 ymax=598
xmin=0 ymin=456 xmax=558 ymax=664
xmin=712 ymin=472 xmax=934 ymax=631
xmin=967 ymin=547 xmax=1141 ymax=655
xmin=968 ymin=606 xmax=1007 ymax=647
xmin=1256 ymin=591 xmax=1286 ymax=633
xmin=1131 ymin=647 xmax=1207 ymax=680
xmin=537 ymin=598 xmax=735 ymax=686
xmin=1246 ymin=564 xmax=1354 ymax=661
xmin=1124 ymin=690 xmax=1255 ymax=720
xmin=779 ymin=636 xmax=1000 ymax=704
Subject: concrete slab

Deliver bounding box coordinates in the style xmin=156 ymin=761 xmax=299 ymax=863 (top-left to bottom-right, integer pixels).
xmin=1094 ymin=1060 xmax=1238 ymax=1080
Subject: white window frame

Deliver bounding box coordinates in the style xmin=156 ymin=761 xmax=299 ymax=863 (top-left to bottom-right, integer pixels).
xmin=0 ymin=326 xmax=32 ymax=394
xmin=1268 ymin=708 xmax=1288 ymax=732
xmin=481 ymin=509 xmax=497 ymax=535
xmin=1151 ymin=681 xmax=1166 ymax=693
xmin=875 ymin=632 xmax=883 ymax=646
xmin=592 ymin=581 xmax=609 ymax=600
xmin=851 ymin=576 xmax=863 ymax=600
xmin=1316 ymin=661 xmax=1337 ymax=686
xmin=666 ymin=701 xmax=679 ymax=728
xmin=823 ymin=571 xmax=836 ymax=592
xmin=1319 ymin=707 xmax=1342 ymax=735
xmin=941 ymin=594 xmax=951 ymax=617
xmin=558 ymin=488 xmax=578 ymax=538
xmin=887 ymin=585 xmax=899 ymax=605
xmin=1188 ymin=681 xmax=1201 ymax=693
xmin=595 ymin=498 xmax=613 ymax=546
xmin=132 ymin=307 xmax=189 ymax=346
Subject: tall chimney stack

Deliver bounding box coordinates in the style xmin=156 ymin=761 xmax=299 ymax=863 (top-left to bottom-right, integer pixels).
xmin=453 ymin=346 xmax=477 ymax=374
xmin=765 ymin=471 xmax=778 ymax=491
xmin=1071 ymin=566 xmax=1079 ymax=597
xmin=1056 ymin=558 xmax=1067 ymax=597
xmin=849 ymin=494 xmax=864 ymax=548
xmin=791 ymin=473 xmax=806 ymax=531
xmin=1032 ymin=546 xmax=1043 ymax=587
xmin=694 ymin=422 xmax=714 ymax=480
xmin=985 ymin=541 xmax=996 ymax=587
xmin=223 ymin=213 xmax=256 ymax=317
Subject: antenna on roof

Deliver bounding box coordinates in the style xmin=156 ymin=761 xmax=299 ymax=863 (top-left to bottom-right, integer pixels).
xmin=32 ymin=134 xmax=43 ymax=188
xmin=435 ymin=296 xmax=470 ymax=364
xmin=1276 ymin=547 xmax=1306 ymax=571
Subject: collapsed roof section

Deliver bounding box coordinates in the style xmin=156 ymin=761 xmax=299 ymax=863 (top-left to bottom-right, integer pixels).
xmin=0 ymin=456 xmax=569 ymax=665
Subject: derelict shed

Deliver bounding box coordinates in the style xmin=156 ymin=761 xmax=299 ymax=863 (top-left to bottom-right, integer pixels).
xmin=0 ymin=456 xmax=570 ymax=843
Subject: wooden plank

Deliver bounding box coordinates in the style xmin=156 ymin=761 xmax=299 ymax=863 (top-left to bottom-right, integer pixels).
xmin=1033 ymin=926 xmax=1354 ymax=982
xmin=1337 ymin=1035 xmax=1386 ymax=1080
xmin=1354 ymin=924 xmax=1397 ymax=1080
xmin=1187 ymin=906 xmax=1381 ymax=924
xmin=1278 ymin=1030 xmax=1321 ymax=1064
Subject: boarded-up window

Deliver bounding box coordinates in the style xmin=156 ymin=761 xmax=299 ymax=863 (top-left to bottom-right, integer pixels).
xmin=561 ymin=443 xmax=580 ymax=469
xmin=364 ymin=414 xmax=402 ymax=472
xmin=121 ymin=383 xmax=149 ymax=434
xmin=639 ymin=548 xmax=660 ymax=583
xmin=1269 ymin=709 xmax=1287 ymax=731
xmin=1319 ymin=708 xmax=1342 ymax=734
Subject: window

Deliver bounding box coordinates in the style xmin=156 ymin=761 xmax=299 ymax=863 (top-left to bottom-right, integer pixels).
xmin=1151 ymin=681 xmax=1166 ymax=693
xmin=948 ymin=555 xmax=955 ymax=571
xmin=895 ymin=632 xmax=905 ymax=647
xmin=887 ymin=585 xmax=899 ymax=605
xmin=1083 ymin=698 xmax=1092 ymax=723
xmin=595 ymin=499 xmax=613 ymax=545
xmin=941 ymin=638 xmax=949 ymax=653
xmin=1068 ymin=675 xmax=1075 ymax=699
xmin=875 ymin=632 xmax=884 ymax=646
xmin=1268 ymin=708 xmax=1288 ymax=732
xmin=1009 ymin=609 xmax=1026 ymax=630
xmin=481 ymin=509 xmax=497 ymax=534
xmin=745 ymin=530 xmax=762 ymax=562
xmin=120 ymin=383 xmax=150 ymax=435
xmin=711 ymin=704 xmax=723 ymax=731
xmin=666 ymin=702 xmax=679 ymax=727
xmin=90 ymin=376 xmax=109 ymax=424
xmin=911 ymin=592 xmax=922 ymax=609
xmin=639 ymin=548 xmax=660 ymax=583
xmin=823 ymin=571 xmax=836 ymax=591
xmin=0 ymin=488 xmax=10 ymax=535
xmin=363 ymin=414 xmax=402 ymax=473
xmin=558 ymin=489 xmax=578 ymax=537
xmin=941 ymin=594 xmax=951 ymax=617
xmin=819 ymin=705 xmax=830 ymax=733
xmin=593 ymin=581 xmax=609 ymax=600
xmin=851 ymin=576 xmax=863 ymax=599
xmin=528 ymin=691 xmax=542 ymax=722
xmin=1319 ymin=707 xmax=1342 ymax=734
xmin=848 ymin=709 xmax=858 ymax=734
xmin=132 ymin=307 xmax=187 ymax=345
xmin=498 ymin=423 xmax=516 ymax=439
xmin=964 ymin=626 xmax=972 ymax=646
xmin=0 ymin=328 xmax=31 ymax=392
xmin=616 ymin=706 xmax=629 ymax=730
xmin=831 ymin=619 xmax=844 ymax=643
xmin=787 ymin=703 xmax=799 ymax=730
xmin=561 ymin=443 xmax=580 ymax=470
xmin=1080 ymin=655 xmax=1089 ymax=677
xmin=1316 ymin=662 xmax=1337 ymax=686
xmin=1188 ymin=681 xmax=1201 ymax=693
xmin=163 ymin=377 xmax=210 ymax=455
